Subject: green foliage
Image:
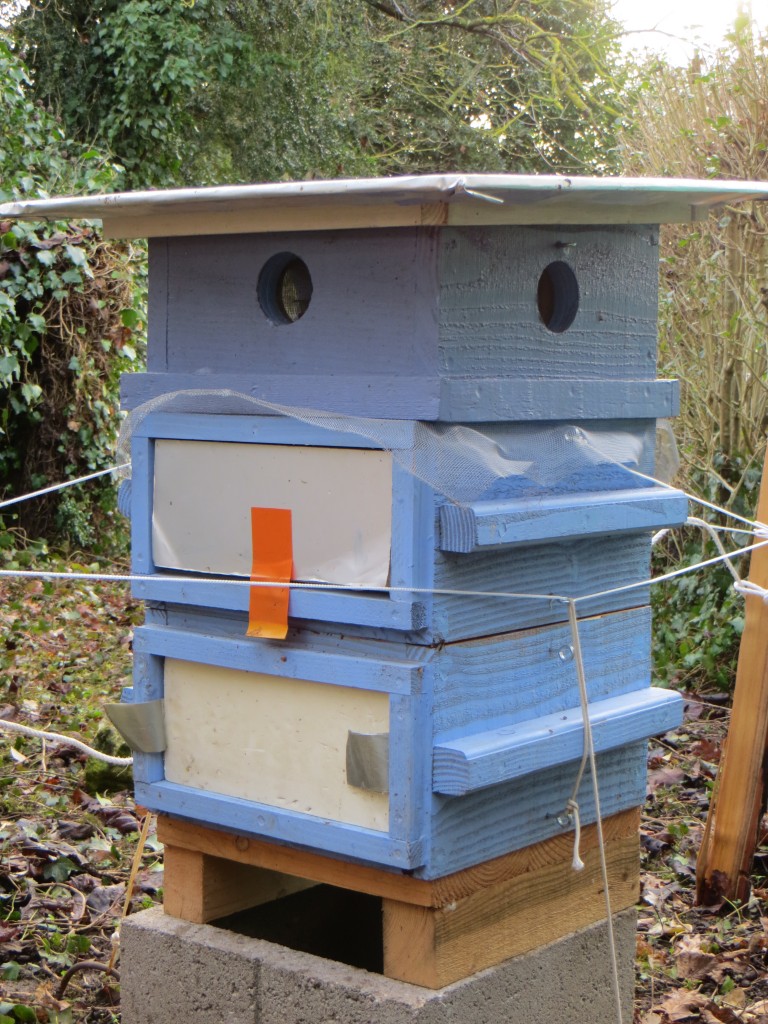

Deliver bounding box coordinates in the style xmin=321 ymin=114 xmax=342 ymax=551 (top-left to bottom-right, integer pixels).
xmin=0 ymin=35 xmax=144 ymax=542
xmin=16 ymin=0 xmax=628 ymax=188
xmin=18 ymin=0 xmax=248 ymax=187
xmin=652 ymin=458 xmax=762 ymax=692
xmin=619 ymin=24 xmax=768 ymax=478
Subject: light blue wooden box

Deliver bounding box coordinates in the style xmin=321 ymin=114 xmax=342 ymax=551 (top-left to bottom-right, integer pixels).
xmin=6 ymin=175 xmax=767 ymax=878
xmin=115 ymin=197 xmax=689 ymax=878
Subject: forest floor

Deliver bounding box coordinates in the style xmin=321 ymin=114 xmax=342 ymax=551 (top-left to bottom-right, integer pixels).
xmin=0 ymin=567 xmax=766 ymax=1023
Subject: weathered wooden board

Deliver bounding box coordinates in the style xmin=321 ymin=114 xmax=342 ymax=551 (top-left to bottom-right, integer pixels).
xmin=431 ymin=532 xmax=652 ymax=640
xmin=425 ymin=742 xmax=647 ymax=877
xmin=152 ymin=439 xmax=393 ymax=586
xmin=163 ymin=659 xmax=390 ymax=831
xmin=437 ymin=224 xmax=658 ymax=380
xmin=432 ymin=606 xmax=651 ymax=739
xmin=383 ymin=824 xmax=639 ymax=987
xmin=122 ymin=371 xmax=678 ymax=422
xmin=696 ymin=450 xmax=768 ymax=904
xmin=439 ymin=487 xmax=687 ymax=552
xmin=162 ymin=844 xmax=316 ymax=923
xmin=157 ymin=807 xmax=639 ymax=908
xmin=433 ymin=687 xmax=681 ymax=795
xmin=148 ymin=231 xmax=440 ymax=379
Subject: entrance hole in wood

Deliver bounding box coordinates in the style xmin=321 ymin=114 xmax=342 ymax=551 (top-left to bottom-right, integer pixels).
xmin=215 ymin=884 xmax=384 ymax=973
xmin=537 ymin=260 xmax=579 ymax=333
xmin=258 ymin=252 xmax=313 ymax=325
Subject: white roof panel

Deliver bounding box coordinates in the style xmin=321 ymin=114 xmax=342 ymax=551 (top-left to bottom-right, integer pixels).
xmin=2 ymin=173 xmax=768 ymax=238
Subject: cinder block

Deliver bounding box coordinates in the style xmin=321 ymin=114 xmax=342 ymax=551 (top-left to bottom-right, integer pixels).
xmin=120 ymin=906 xmax=636 ymax=1024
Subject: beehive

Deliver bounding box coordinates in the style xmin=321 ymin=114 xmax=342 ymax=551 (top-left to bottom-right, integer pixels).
xmin=7 ymin=175 xmax=766 ymax=884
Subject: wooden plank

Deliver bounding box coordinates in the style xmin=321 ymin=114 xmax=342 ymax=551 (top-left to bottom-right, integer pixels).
xmin=142 ymin=780 xmax=420 ymax=868
xmin=121 ymin=371 xmax=442 ymax=419
xmin=439 ymin=487 xmax=688 ymax=553
xmin=130 ymin=576 xmax=425 ymax=632
xmin=445 ymin=199 xmax=696 ymax=226
xmin=432 ymin=606 xmax=652 ymax=737
xmin=382 ymin=827 xmax=640 ymax=988
xmin=425 ymin=742 xmax=647 ymax=877
xmin=432 ymin=531 xmax=653 ymax=641
xmin=133 ymin=623 xmax=424 ymax=695
xmin=696 ymin=449 xmax=768 ymax=904
xmin=156 ymin=230 xmax=440 ymax=381
xmin=103 ymin=202 xmax=449 ymax=239
xmin=121 ymin=370 xmax=678 ymax=422
xmin=157 ymin=807 xmax=639 ymax=909
xmin=100 ymin=201 xmax=702 ymax=240
xmin=438 ymin=225 xmax=658 ymax=382
xmin=432 ymin=687 xmax=682 ymax=795
xmin=438 ymin=377 xmax=680 ymax=422
xmin=162 ymin=844 xmax=315 ymax=923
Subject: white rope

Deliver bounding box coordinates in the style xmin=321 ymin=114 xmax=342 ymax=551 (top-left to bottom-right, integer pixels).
xmin=686 ymin=516 xmax=742 ymax=583
xmin=0 ymin=566 xmax=563 ymax=603
xmin=0 ymin=718 xmax=133 ymax=765
xmin=0 ymin=531 xmax=766 ymax=605
xmin=565 ymin=600 xmax=624 ymax=1024
xmin=734 ymin=579 xmax=768 ymax=603
xmin=0 ymin=464 xmax=130 ymax=510
xmin=573 ymin=536 xmax=768 ymax=605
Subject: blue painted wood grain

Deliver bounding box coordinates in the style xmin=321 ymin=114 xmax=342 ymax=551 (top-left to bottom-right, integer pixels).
xmin=132 ymin=411 xmax=418 ymax=450
xmin=147 ymin=239 xmax=169 ymax=373
xmin=437 ymin=377 xmax=679 ymax=422
xmin=134 ymin=779 xmax=424 ymax=869
xmin=126 ymin=412 xmax=670 ymax=641
xmin=122 ymin=371 xmax=679 ymax=422
xmin=432 ymin=687 xmax=682 ymax=795
xmin=153 ymin=230 xmax=440 ymax=379
xmin=423 ymin=742 xmax=647 ymax=877
xmin=439 ymin=487 xmax=688 ymax=552
xmin=130 ymin=436 xmax=154 ymax=574
xmin=432 ymin=606 xmax=652 ymax=740
xmin=438 ymin=225 xmax=659 ymax=380
xmin=134 ymin=623 xmax=425 ymax=696
xmin=131 ymin=577 xmax=426 ymax=631
xmin=389 ymin=691 xmax=430 ymax=850
xmin=430 ymin=532 xmax=652 ymax=641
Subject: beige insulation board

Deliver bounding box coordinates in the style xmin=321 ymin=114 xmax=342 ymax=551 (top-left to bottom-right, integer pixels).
xmin=152 ymin=440 xmax=393 ymax=587
xmin=163 ymin=659 xmax=390 ymax=831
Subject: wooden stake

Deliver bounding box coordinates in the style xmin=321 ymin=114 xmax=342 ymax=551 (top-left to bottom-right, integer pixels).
xmin=696 ymin=447 xmax=768 ymax=905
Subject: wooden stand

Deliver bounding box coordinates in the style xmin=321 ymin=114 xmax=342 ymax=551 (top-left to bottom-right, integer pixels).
xmin=696 ymin=447 xmax=768 ymax=905
xmin=158 ymin=808 xmax=640 ymax=989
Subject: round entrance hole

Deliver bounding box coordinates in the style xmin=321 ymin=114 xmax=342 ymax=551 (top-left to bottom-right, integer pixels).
xmin=537 ymin=260 xmax=579 ymax=333
xmin=258 ymin=253 xmax=313 ymax=325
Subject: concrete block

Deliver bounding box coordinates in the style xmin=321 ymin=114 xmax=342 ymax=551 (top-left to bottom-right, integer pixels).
xmin=121 ymin=906 xmax=636 ymax=1024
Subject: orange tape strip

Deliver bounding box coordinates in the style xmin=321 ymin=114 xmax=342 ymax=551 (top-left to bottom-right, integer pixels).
xmin=247 ymin=507 xmax=293 ymax=640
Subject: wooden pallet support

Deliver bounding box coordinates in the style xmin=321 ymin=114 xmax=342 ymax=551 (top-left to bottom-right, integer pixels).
xmin=159 ymin=808 xmax=640 ymax=988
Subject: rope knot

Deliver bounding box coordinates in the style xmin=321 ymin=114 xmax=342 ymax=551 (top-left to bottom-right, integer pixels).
xmin=734 ymin=579 xmax=768 ymax=604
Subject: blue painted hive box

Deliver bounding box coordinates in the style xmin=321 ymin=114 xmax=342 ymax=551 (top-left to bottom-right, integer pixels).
xmin=9 ymin=174 xmax=766 ymax=879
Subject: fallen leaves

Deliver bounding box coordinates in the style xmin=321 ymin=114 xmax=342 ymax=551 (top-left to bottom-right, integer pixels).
xmin=0 ymin=571 xmax=155 ymax=1022
xmin=637 ymin=705 xmax=768 ymax=1024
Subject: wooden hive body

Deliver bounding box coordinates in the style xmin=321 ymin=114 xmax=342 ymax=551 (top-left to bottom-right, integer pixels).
xmin=119 ymin=214 xmax=684 ymax=878
xmin=123 ymin=224 xmax=675 ymax=421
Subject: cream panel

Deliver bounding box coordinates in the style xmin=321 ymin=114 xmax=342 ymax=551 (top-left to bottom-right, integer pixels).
xmin=152 ymin=441 xmax=392 ymax=586
xmin=163 ymin=659 xmax=390 ymax=831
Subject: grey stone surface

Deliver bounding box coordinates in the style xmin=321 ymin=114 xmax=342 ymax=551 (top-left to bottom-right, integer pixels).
xmin=121 ymin=906 xmax=636 ymax=1024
